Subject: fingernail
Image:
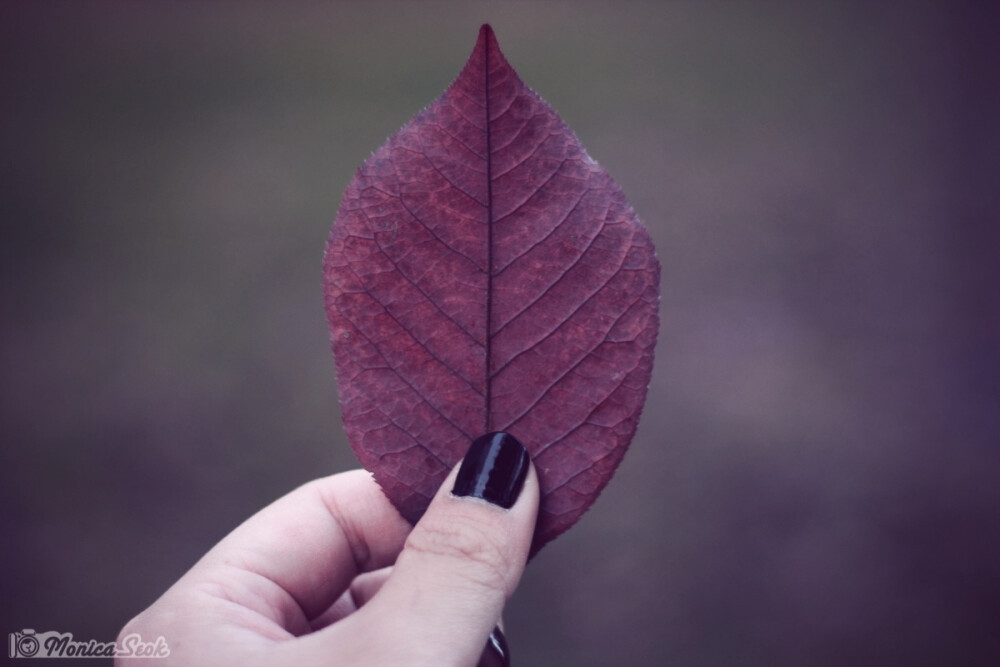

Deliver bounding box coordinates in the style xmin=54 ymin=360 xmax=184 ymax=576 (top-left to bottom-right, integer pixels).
xmin=478 ymin=626 xmax=510 ymax=667
xmin=452 ymin=432 xmax=529 ymax=509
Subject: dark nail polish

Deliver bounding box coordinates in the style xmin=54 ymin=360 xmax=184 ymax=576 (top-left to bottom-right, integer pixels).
xmin=477 ymin=625 xmax=510 ymax=667
xmin=452 ymin=432 xmax=529 ymax=509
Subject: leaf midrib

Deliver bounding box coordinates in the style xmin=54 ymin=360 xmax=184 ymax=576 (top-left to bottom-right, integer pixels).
xmin=483 ymin=29 xmax=495 ymax=434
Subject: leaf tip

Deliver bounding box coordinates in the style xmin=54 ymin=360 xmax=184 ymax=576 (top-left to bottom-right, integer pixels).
xmin=476 ymin=23 xmax=500 ymax=55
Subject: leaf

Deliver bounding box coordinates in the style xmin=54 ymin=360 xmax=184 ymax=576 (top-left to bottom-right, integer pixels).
xmin=323 ymin=24 xmax=659 ymax=553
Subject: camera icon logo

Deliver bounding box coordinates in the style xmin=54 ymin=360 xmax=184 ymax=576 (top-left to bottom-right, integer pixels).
xmin=8 ymin=629 xmax=40 ymax=658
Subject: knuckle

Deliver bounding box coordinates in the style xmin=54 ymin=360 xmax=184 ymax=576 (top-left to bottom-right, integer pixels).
xmin=405 ymin=513 xmax=509 ymax=592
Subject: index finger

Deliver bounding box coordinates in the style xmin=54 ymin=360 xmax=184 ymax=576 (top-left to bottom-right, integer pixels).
xmin=182 ymin=470 xmax=412 ymax=626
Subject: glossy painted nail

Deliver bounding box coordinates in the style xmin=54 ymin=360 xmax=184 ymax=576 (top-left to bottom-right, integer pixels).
xmin=452 ymin=432 xmax=529 ymax=509
xmin=477 ymin=626 xmax=510 ymax=667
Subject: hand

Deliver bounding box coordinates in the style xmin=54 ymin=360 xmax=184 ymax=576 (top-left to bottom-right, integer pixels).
xmin=119 ymin=433 xmax=538 ymax=666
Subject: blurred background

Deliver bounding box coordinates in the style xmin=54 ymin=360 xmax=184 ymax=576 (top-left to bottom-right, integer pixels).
xmin=2 ymin=1 xmax=998 ymax=665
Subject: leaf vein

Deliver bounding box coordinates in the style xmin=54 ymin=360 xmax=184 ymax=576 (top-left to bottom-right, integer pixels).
xmin=337 ymin=303 xmax=479 ymax=439
xmin=492 ymin=191 xmax=614 ymax=333
xmin=498 ymin=289 xmax=646 ymax=433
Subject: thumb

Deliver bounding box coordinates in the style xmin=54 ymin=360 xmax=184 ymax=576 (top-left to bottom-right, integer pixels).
xmin=357 ymin=432 xmax=538 ymax=666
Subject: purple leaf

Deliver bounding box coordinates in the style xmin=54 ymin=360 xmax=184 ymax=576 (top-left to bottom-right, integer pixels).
xmin=323 ymin=25 xmax=659 ymax=553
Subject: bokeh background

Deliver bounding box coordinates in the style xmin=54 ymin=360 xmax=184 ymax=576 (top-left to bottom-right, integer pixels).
xmin=2 ymin=1 xmax=998 ymax=665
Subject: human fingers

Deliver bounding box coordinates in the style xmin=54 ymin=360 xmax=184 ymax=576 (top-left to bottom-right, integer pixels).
xmin=120 ymin=468 xmax=412 ymax=652
xmin=296 ymin=432 xmax=538 ymax=666
xmin=310 ymin=566 xmax=393 ymax=630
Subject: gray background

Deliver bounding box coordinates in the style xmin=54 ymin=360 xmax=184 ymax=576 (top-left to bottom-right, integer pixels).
xmin=2 ymin=1 xmax=998 ymax=665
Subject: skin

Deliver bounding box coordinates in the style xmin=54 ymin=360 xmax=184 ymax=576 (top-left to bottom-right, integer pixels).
xmin=118 ymin=461 xmax=539 ymax=666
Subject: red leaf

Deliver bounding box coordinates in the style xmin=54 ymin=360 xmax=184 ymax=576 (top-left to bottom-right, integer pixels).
xmin=323 ymin=25 xmax=659 ymax=553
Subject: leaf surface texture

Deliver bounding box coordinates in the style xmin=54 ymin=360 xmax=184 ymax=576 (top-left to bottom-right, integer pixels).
xmin=324 ymin=25 xmax=659 ymax=552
